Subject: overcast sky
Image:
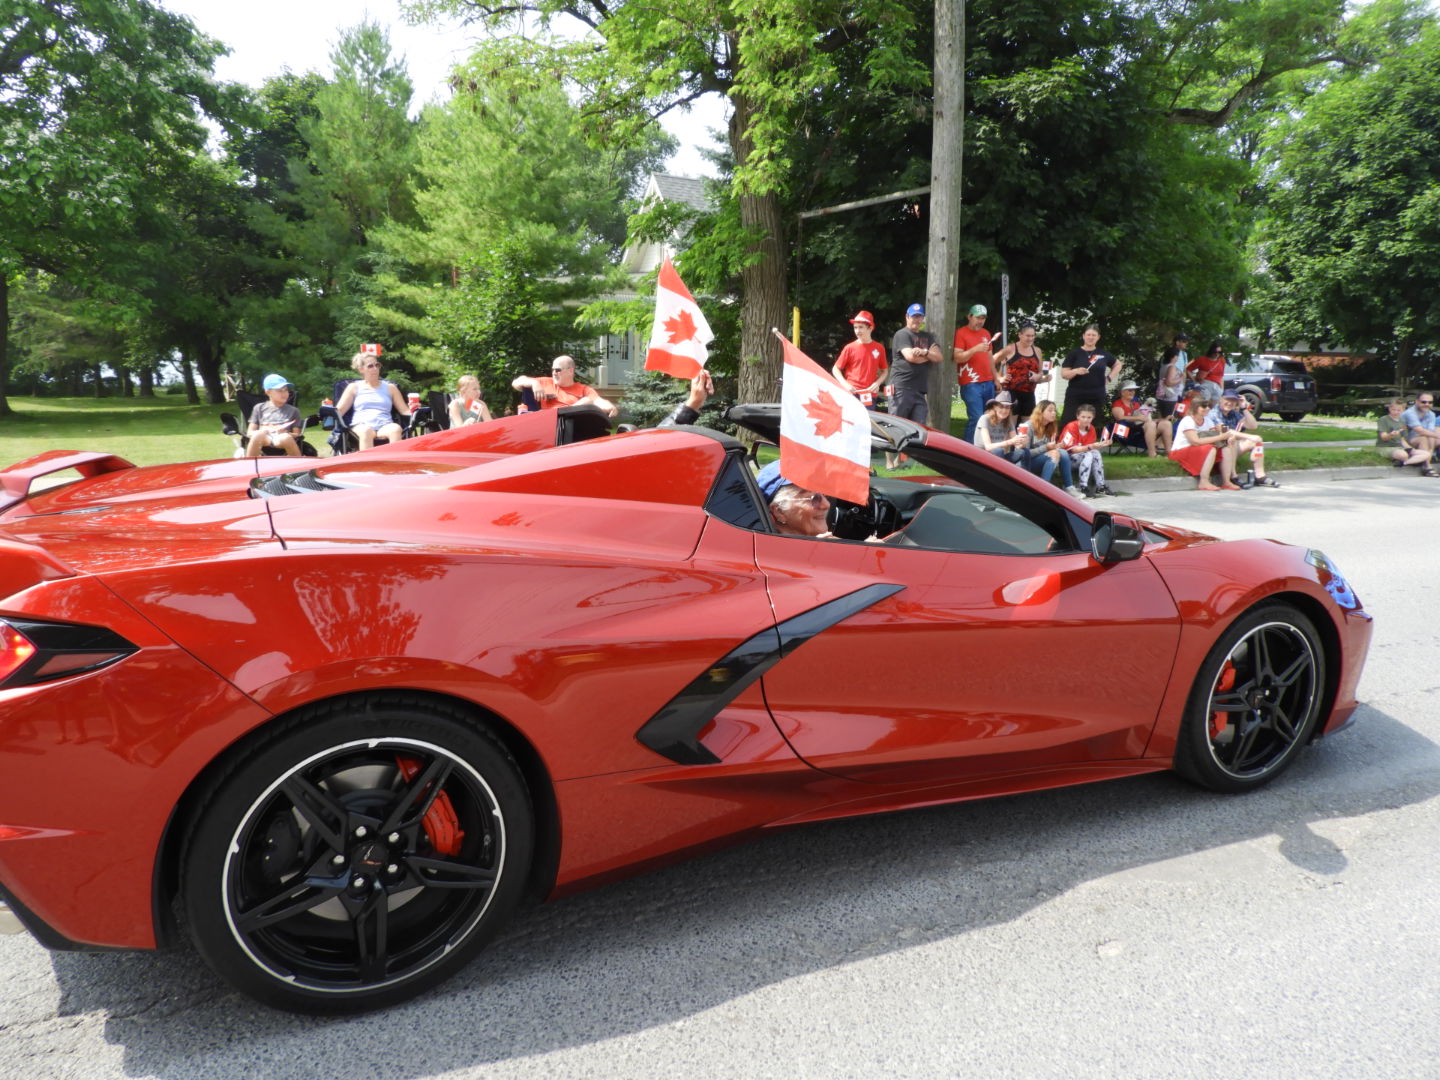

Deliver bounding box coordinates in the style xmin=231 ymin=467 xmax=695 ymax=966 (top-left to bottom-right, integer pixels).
xmin=159 ymin=0 xmax=724 ymax=177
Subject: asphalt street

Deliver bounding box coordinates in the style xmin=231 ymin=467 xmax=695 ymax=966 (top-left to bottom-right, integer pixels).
xmin=1 ymin=474 xmax=1436 ymax=1080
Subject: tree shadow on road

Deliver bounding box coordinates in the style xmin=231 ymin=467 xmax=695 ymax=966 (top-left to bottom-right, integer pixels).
xmin=41 ymin=705 xmax=1437 ymax=1079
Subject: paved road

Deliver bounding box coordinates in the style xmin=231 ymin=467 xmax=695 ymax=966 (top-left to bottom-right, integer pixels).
xmin=2 ymin=476 xmax=1436 ymax=1080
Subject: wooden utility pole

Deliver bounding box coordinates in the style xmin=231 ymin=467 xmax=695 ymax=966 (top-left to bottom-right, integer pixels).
xmin=925 ymin=0 xmax=964 ymax=431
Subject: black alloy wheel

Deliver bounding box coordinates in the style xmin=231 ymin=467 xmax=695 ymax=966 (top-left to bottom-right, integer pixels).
xmin=181 ymin=698 xmax=533 ymax=1013
xmin=1279 ymin=413 xmax=1307 ymax=423
xmin=1175 ymin=603 xmax=1326 ymax=793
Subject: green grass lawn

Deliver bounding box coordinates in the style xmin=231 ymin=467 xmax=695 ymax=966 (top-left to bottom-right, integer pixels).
xmin=0 ymin=396 xmax=327 ymax=468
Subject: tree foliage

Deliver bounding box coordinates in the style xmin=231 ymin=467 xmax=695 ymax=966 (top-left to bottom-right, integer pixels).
xmin=1256 ymin=9 xmax=1440 ymax=387
xmin=0 ymin=0 xmax=240 ymax=411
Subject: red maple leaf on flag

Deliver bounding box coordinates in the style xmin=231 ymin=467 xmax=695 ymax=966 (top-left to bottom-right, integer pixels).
xmin=802 ymin=389 xmax=851 ymax=439
xmin=663 ymin=309 xmax=698 ymax=344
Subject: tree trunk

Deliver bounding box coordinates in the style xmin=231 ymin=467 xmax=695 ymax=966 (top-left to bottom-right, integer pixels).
xmin=0 ymin=274 xmax=10 ymax=416
xmin=729 ymin=90 xmax=789 ymax=408
xmin=196 ymin=339 xmax=225 ymax=404
xmin=93 ymin=363 xmax=103 ymax=397
xmin=118 ymin=364 xmax=134 ymax=397
xmin=925 ymin=0 xmax=964 ymax=431
xmin=180 ymin=355 xmax=199 ymax=404
xmin=1395 ymin=332 xmax=1416 ymax=390
xmin=139 ymin=365 xmax=155 ymax=397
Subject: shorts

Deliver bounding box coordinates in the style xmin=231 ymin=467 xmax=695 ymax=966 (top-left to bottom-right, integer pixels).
xmin=1197 ymin=380 xmax=1222 ymax=403
xmin=891 ymin=388 xmax=929 ymax=424
xmin=1169 ymin=444 xmax=1214 ymax=476
xmin=1154 ymin=399 xmax=1179 ymax=419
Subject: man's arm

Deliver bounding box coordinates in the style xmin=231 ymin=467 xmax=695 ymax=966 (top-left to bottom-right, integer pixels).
xmin=581 ymin=385 xmax=620 ymax=419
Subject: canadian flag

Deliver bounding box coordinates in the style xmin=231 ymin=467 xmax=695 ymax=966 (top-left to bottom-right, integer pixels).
xmin=777 ymin=332 xmax=872 ymax=506
xmin=644 ymin=258 xmax=713 ymax=379
xmin=360 ymin=343 xmax=383 ymax=356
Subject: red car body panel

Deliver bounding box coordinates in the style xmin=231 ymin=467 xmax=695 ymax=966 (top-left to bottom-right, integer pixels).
xmin=0 ymin=409 xmax=1372 ymax=957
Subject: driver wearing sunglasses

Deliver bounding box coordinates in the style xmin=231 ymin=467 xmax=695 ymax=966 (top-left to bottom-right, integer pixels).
xmin=756 ymin=461 xmax=833 ymax=537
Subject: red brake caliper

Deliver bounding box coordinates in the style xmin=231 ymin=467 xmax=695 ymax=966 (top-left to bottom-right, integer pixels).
xmin=395 ymin=756 xmax=465 ymax=856
xmin=1210 ymin=661 xmax=1237 ymax=741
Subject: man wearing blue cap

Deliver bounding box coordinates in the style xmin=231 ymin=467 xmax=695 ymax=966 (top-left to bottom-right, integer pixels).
xmin=246 ymin=373 xmax=302 ymax=457
xmin=888 ymin=303 xmax=941 ymax=427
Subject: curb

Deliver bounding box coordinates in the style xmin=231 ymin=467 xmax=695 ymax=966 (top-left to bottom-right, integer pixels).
xmin=1111 ymin=465 xmax=1421 ymax=495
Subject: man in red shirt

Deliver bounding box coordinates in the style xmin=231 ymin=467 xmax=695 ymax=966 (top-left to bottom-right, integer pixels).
xmin=953 ymin=303 xmax=999 ymax=443
xmin=831 ymin=310 xmax=888 ymax=410
xmin=513 ymin=355 xmax=618 ymax=418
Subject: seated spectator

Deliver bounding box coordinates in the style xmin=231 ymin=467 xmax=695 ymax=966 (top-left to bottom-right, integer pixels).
xmin=756 ymin=461 xmax=832 ymax=538
xmin=1111 ymin=380 xmax=1171 ymax=456
xmin=1023 ymin=400 xmax=1080 ymax=496
xmin=1059 ymin=403 xmax=1115 ymax=497
xmin=447 ymin=375 xmax=493 ymax=427
xmin=335 ymin=352 xmax=411 ymax=450
xmin=1203 ymin=389 xmax=1279 ymax=487
xmin=512 ymin=355 xmax=619 ymax=418
xmin=246 ymin=373 xmax=302 ymax=458
xmin=974 ymin=391 xmax=1030 ymax=468
xmin=1401 ymin=391 xmax=1439 ymax=466
xmin=1377 ymin=398 xmax=1436 ymax=475
xmin=1170 ymin=390 xmax=1240 ymax=490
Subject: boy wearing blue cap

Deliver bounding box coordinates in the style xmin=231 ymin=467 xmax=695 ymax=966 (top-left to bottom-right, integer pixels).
xmin=246 ymin=373 xmax=302 ymax=457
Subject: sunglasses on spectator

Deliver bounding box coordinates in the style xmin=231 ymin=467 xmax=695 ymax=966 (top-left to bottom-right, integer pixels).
xmin=363 ymin=362 xmax=381 ymax=369
xmin=1420 ymin=398 xmax=1434 ymax=406
xmin=797 ymin=492 xmax=829 ymax=507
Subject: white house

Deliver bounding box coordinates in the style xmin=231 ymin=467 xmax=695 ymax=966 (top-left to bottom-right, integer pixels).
xmin=592 ymin=173 xmax=713 ymax=391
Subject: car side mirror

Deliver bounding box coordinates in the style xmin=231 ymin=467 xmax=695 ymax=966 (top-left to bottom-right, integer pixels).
xmin=1090 ymin=511 xmax=1146 ymax=564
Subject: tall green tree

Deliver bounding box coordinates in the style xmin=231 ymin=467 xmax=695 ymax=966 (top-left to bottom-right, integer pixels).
xmin=405 ymin=0 xmax=927 ymax=404
xmin=371 ymin=62 xmax=669 ymax=401
xmin=1256 ymin=10 xmax=1440 ymax=387
xmin=0 ymin=0 xmax=237 ymax=413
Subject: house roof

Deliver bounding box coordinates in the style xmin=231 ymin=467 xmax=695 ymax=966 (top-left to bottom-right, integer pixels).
xmin=648 ymin=173 xmax=712 ymax=212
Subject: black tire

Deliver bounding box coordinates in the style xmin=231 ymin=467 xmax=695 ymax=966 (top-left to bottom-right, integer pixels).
xmin=1279 ymin=412 xmax=1306 ymax=423
xmin=1174 ymin=603 xmax=1326 ymax=793
xmin=1239 ymin=389 xmax=1264 ymax=416
xmin=180 ymin=696 xmax=533 ymax=1013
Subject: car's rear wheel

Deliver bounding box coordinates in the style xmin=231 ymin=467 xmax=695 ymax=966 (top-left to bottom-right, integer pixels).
xmin=180 ymin=697 xmax=532 ymax=1013
xmin=1279 ymin=412 xmax=1306 ymax=423
xmin=1239 ymin=389 xmax=1264 ymax=416
xmin=1174 ymin=604 xmax=1326 ymax=793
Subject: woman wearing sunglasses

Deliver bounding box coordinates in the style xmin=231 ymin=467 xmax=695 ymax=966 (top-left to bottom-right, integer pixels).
xmin=336 ymin=352 xmax=411 ymax=450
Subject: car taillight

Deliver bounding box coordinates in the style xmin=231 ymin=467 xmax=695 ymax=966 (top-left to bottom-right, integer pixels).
xmin=1271 ymin=376 xmax=1283 ymax=392
xmin=0 ymin=619 xmax=137 ymax=689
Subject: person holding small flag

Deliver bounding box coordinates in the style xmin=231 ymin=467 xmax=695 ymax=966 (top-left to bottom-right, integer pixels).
xmin=831 ymin=311 xmax=888 ymax=410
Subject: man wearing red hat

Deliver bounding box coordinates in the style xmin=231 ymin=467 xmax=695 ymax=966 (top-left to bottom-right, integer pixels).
xmin=831 ymin=310 xmax=888 ymax=410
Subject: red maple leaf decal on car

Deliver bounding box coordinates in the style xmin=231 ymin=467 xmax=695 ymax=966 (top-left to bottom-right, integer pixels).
xmin=803 ymin=389 xmax=851 ymax=438
xmin=664 ymin=309 xmax=698 ymax=344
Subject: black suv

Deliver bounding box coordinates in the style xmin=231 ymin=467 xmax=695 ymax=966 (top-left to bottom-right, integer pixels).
xmin=1223 ymin=355 xmax=1319 ymax=422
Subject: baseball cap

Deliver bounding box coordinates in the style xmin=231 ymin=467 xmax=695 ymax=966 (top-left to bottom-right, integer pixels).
xmin=1175 ymin=331 xmax=1190 ymax=341
xmin=850 ymin=310 xmax=874 ymax=327
xmin=906 ymin=303 xmax=925 ymax=318
xmin=1220 ymin=388 xmax=1241 ymax=400
xmin=969 ymin=304 xmax=988 ymax=317
xmin=262 ymin=373 xmax=291 ymax=391
xmin=755 ymin=461 xmax=794 ymax=502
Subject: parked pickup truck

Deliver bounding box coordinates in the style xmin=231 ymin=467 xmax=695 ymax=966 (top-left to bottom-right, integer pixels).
xmin=1224 ymin=355 xmax=1319 ymax=422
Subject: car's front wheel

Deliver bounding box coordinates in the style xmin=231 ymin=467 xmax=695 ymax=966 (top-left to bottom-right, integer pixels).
xmin=1174 ymin=603 xmax=1326 ymax=793
xmin=1279 ymin=412 xmax=1307 ymax=423
xmin=180 ymin=696 xmax=533 ymax=1013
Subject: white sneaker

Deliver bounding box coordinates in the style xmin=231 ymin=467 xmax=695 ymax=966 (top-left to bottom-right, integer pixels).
xmin=1065 ymin=485 xmax=1083 ymax=497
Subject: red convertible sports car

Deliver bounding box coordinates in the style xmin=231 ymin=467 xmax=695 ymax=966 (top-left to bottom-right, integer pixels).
xmin=0 ymin=404 xmax=1372 ymax=1012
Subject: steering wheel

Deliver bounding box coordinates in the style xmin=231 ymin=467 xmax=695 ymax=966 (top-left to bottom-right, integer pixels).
xmin=827 ymin=489 xmax=899 ymax=540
